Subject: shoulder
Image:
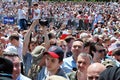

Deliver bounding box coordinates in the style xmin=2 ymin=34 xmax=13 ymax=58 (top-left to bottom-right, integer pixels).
xmin=67 ymin=71 xmax=77 ymax=80
xmin=63 ymin=56 xmax=73 ymax=61
xmin=20 ymin=74 xmax=31 ymax=80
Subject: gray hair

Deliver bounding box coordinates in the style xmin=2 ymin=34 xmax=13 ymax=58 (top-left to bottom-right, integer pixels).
xmin=78 ymin=53 xmax=93 ymax=64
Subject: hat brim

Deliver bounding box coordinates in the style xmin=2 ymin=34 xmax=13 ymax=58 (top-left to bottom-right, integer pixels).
xmin=44 ymin=52 xmax=59 ymax=58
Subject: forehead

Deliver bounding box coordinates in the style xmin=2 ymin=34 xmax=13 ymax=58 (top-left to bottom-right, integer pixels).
xmin=4 ymin=56 xmax=20 ymax=63
xmin=46 ymin=54 xmax=59 ymax=60
xmin=72 ymin=41 xmax=83 ymax=45
xmin=77 ymin=55 xmax=90 ymax=62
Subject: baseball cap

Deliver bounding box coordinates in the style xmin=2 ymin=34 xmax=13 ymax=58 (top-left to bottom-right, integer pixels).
xmin=31 ymin=46 xmax=46 ymax=64
xmin=3 ymin=46 xmax=18 ymax=56
xmin=0 ymin=57 xmax=13 ymax=80
xmin=44 ymin=46 xmax=64 ymax=61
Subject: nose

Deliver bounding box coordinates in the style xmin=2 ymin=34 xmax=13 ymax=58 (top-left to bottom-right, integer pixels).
xmin=13 ymin=66 xmax=17 ymax=71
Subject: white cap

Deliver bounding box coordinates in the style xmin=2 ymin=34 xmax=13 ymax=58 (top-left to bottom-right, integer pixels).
xmin=4 ymin=46 xmax=18 ymax=55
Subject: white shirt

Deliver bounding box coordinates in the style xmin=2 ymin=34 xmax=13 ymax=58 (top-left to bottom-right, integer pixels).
xmin=18 ymin=9 xmax=26 ymax=20
xmin=33 ymin=8 xmax=41 ymax=20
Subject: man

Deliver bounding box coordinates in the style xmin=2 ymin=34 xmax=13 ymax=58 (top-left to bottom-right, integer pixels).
xmin=2 ymin=46 xmax=31 ymax=80
xmin=18 ymin=4 xmax=27 ymax=30
xmin=32 ymin=3 xmax=41 ymax=20
xmin=67 ymin=53 xmax=92 ymax=80
xmin=62 ymin=40 xmax=84 ymax=73
xmin=7 ymin=33 xmax=23 ymax=61
xmin=0 ymin=57 xmax=13 ymax=80
xmin=87 ymin=63 xmax=106 ymax=80
xmin=112 ymin=48 xmax=120 ymax=62
xmin=93 ymin=43 xmax=106 ymax=63
xmin=65 ymin=36 xmax=75 ymax=57
xmin=32 ymin=3 xmax=41 ymax=32
xmin=37 ymin=46 xmax=68 ymax=80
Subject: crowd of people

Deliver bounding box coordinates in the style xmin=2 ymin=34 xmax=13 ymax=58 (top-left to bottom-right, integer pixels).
xmin=0 ymin=0 xmax=120 ymax=80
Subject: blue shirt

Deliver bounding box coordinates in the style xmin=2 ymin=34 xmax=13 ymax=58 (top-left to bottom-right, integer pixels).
xmin=23 ymin=52 xmax=33 ymax=75
xmin=61 ymin=56 xmax=77 ymax=73
xmin=36 ymin=66 xmax=68 ymax=80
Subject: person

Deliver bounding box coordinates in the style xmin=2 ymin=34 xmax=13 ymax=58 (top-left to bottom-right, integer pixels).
xmin=57 ymin=39 xmax=67 ymax=58
xmin=0 ymin=57 xmax=13 ymax=80
xmin=98 ymin=66 xmax=120 ymax=80
xmin=7 ymin=33 xmax=23 ymax=61
xmin=36 ymin=46 xmax=69 ymax=80
xmin=32 ymin=3 xmax=41 ymax=32
xmin=28 ymin=45 xmax=46 ymax=80
xmin=112 ymin=48 xmax=120 ymax=62
xmin=93 ymin=42 xmax=106 ymax=63
xmin=32 ymin=3 xmax=41 ymax=20
xmin=87 ymin=63 xmax=106 ymax=80
xmin=65 ymin=36 xmax=75 ymax=57
xmin=62 ymin=40 xmax=84 ymax=73
xmin=18 ymin=4 xmax=27 ymax=30
xmin=2 ymin=46 xmax=31 ymax=80
xmin=67 ymin=53 xmax=92 ymax=80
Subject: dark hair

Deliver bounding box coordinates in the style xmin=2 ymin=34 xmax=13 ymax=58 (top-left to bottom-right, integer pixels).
xmin=33 ymin=3 xmax=38 ymax=6
xmin=9 ymin=33 xmax=19 ymax=41
xmin=95 ymin=42 xmax=104 ymax=47
xmin=112 ymin=48 xmax=120 ymax=56
xmin=89 ymin=42 xmax=96 ymax=58
xmin=65 ymin=36 xmax=75 ymax=43
xmin=83 ymin=41 xmax=91 ymax=48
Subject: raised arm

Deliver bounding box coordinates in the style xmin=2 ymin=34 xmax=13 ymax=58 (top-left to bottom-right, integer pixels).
xmin=22 ymin=20 xmax=39 ymax=55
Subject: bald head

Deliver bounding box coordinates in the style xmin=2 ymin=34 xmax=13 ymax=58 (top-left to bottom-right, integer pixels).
xmin=87 ymin=63 xmax=106 ymax=80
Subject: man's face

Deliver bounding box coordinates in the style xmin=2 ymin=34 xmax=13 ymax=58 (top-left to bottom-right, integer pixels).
xmin=95 ymin=45 xmax=105 ymax=59
xmin=87 ymin=67 xmax=100 ymax=80
xmin=77 ymin=56 xmax=91 ymax=72
xmin=45 ymin=54 xmax=62 ymax=72
xmin=5 ymin=56 xmax=21 ymax=80
xmin=10 ymin=39 xmax=19 ymax=47
xmin=71 ymin=41 xmax=83 ymax=60
xmin=113 ymin=55 xmax=120 ymax=62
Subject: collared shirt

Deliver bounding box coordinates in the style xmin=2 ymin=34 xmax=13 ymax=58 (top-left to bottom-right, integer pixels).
xmin=61 ymin=56 xmax=77 ymax=73
xmin=36 ymin=66 xmax=68 ymax=80
xmin=16 ymin=74 xmax=31 ymax=80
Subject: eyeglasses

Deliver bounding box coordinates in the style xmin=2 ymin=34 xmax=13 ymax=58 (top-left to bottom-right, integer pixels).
xmin=97 ymin=49 xmax=105 ymax=53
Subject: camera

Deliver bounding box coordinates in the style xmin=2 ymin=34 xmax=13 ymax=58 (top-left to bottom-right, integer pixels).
xmin=39 ymin=19 xmax=48 ymax=26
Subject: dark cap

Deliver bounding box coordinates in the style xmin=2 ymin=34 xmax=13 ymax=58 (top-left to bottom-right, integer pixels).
xmin=44 ymin=46 xmax=64 ymax=62
xmin=0 ymin=57 xmax=13 ymax=80
xmin=112 ymin=48 xmax=120 ymax=56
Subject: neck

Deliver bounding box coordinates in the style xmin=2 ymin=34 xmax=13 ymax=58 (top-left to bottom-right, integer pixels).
xmin=77 ymin=70 xmax=87 ymax=80
xmin=47 ymin=68 xmax=59 ymax=76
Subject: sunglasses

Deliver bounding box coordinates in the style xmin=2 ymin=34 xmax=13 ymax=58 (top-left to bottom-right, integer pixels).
xmin=97 ymin=49 xmax=105 ymax=53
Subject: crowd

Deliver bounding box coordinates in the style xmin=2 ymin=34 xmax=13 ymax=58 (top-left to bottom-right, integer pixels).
xmin=0 ymin=0 xmax=120 ymax=80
